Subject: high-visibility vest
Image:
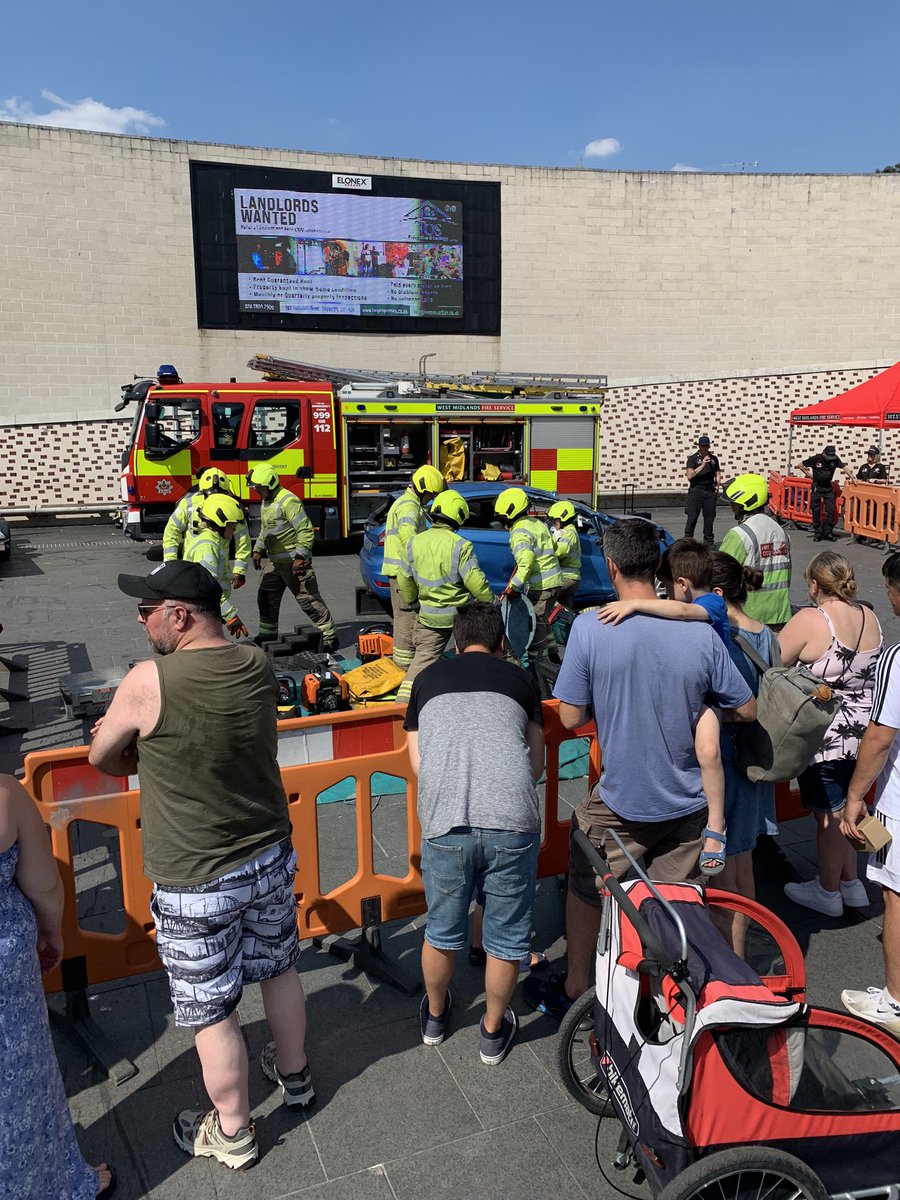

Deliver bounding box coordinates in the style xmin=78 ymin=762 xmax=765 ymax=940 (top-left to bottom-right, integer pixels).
xmin=553 ymin=523 xmax=582 ymax=584
xmin=183 ymin=529 xmax=237 ymax=622
xmin=162 ymin=493 xmax=200 ymax=561
xmin=163 ymin=492 xmax=251 ymax=574
xmin=719 ymin=513 xmax=792 ymax=626
xmin=397 ymin=525 xmax=494 ymax=629
xmin=255 ymin=488 xmax=314 ymax=564
xmin=509 ymin=516 xmax=563 ymax=593
xmin=383 ymin=487 xmax=425 ymax=579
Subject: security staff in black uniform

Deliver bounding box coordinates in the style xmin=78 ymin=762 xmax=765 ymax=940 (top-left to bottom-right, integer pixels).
xmin=858 ymin=446 xmax=888 ymax=483
xmin=684 ymin=435 xmax=722 ymax=544
xmin=796 ymin=444 xmax=850 ymax=541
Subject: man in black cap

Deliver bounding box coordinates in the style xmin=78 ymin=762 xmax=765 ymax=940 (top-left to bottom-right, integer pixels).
xmin=684 ymin=435 xmax=722 ymax=544
xmin=796 ymin=445 xmax=850 ymax=541
xmin=88 ymin=562 xmax=312 ymax=1170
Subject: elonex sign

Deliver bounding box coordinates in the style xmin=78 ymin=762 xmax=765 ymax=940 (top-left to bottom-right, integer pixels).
xmin=332 ymin=174 xmax=372 ymax=191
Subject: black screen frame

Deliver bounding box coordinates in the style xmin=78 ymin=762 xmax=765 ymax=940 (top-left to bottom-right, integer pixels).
xmin=190 ymin=161 xmax=500 ymax=336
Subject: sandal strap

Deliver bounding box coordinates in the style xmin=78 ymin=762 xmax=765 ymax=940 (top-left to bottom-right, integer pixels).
xmin=701 ymin=827 xmax=726 ymax=844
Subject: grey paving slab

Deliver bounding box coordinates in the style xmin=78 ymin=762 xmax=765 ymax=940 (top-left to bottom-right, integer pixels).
xmin=281 ymin=1165 xmax=396 ymax=1200
xmin=536 ymin=1105 xmax=652 ymax=1200
xmin=301 ymin=1016 xmax=483 ymax=1180
xmin=384 ymin=1115 xmax=583 ymax=1200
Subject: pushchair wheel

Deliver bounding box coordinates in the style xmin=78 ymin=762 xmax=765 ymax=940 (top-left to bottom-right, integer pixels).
xmin=555 ymin=988 xmax=612 ymax=1117
xmin=657 ymin=1146 xmax=827 ymax=1200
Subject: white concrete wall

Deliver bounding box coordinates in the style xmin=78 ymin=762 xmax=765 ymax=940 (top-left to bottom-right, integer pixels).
xmin=2 ymin=123 xmax=899 ymax=507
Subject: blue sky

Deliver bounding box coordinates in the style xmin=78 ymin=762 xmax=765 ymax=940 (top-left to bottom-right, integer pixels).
xmin=2 ymin=0 xmax=898 ymax=173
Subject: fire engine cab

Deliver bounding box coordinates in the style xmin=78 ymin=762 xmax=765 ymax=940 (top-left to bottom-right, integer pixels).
xmin=117 ymin=357 xmax=606 ymax=540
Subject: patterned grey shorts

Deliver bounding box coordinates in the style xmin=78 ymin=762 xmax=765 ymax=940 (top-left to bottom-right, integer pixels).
xmin=151 ymin=838 xmax=300 ymax=1028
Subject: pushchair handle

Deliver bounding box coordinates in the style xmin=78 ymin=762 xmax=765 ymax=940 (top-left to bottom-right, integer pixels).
xmin=572 ymin=829 xmax=676 ymax=975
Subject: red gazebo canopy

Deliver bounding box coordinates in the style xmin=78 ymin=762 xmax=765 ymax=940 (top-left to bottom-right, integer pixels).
xmin=790 ymin=362 xmax=900 ymax=428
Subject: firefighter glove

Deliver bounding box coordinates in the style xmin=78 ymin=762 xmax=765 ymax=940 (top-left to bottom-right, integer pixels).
xmin=252 ymin=551 xmax=262 ymax=571
xmin=231 ymin=574 xmax=246 ymax=590
xmin=226 ymin=615 xmax=250 ymax=639
xmin=292 ymin=556 xmax=312 ymax=578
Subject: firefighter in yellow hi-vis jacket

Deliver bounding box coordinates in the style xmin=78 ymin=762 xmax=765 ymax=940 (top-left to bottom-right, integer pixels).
xmin=382 ymin=465 xmax=445 ymax=673
xmin=185 ymin=494 xmax=250 ymax=639
xmin=163 ymin=467 xmax=252 ymax=591
xmin=395 ymin=490 xmax=494 ymax=702
xmin=494 ymin=487 xmax=562 ymax=658
xmin=248 ymin=465 xmax=339 ymax=651
xmin=548 ymin=500 xmax=581 ymax=609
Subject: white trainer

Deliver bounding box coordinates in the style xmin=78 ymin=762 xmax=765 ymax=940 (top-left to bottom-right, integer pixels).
xmin=839 ymin=879 xmax=870 ymax=908
xmin=841 ymin=987 xmax=900 ymax=1035
xmin=783 ymin=877 xmax=843 ymax=917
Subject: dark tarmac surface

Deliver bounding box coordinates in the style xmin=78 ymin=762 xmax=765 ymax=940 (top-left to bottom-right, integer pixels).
xmin=0 ymin=506 xmax=893 ymax=1198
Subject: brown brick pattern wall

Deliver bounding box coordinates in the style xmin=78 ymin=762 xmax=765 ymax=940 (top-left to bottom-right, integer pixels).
xmin=1 ymin=367 xmax=894 ymax=510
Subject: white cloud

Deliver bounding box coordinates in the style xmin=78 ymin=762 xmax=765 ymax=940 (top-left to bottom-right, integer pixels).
xmin=671 ymin=162 xmax=702 ymax=172
xmin=583 ymin=137 xmax=622 ymax=159
xmin=0 ymin=90 xmax=165 ymax=135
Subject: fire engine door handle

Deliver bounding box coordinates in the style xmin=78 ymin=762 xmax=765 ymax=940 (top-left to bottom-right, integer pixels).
xmin=296 ymin=466 xmax=312 ymax=479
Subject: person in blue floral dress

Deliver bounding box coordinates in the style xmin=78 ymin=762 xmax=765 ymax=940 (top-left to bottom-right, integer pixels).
xmin=0 ymin=774 xmax=114 ymax=1199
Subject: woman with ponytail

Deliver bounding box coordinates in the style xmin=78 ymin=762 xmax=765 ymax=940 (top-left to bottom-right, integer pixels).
xmin=778 ymin=551 xmax=882 ymax=917
xmin=710 ymin=552 xmax=778 ymax=952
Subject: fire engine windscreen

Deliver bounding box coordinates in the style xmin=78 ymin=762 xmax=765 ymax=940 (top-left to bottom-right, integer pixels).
xmin=234 ymin=190 xmax=463 ymax=320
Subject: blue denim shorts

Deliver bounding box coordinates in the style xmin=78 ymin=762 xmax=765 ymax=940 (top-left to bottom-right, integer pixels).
xmin=421 ymin=827 xmax=540 ymax=962
xmin=797 ymin=758 xmax=855 ymax=815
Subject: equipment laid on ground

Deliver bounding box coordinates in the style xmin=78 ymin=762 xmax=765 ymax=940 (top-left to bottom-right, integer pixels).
xmin=115 ymin=357 xmax=605 ymax=541
xmin=59 ymin=670 xmax=125 ymax=719
xmin=356 ymin=624 xmax=394 ymax=663
xmin=342 ymin=657 xmax=406 ymax=705
xmin=299 ymin=670 xmax=351 ymax=715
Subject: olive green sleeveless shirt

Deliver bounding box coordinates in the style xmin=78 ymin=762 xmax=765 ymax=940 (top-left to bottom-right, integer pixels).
xmin=137 ymin=644 xmax=290 ymax=886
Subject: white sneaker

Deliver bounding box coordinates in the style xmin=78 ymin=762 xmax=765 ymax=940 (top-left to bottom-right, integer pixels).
xmin=783 ymin=877 xmax=843 ymax=917
xmin=839 ymin=879 xmax=870 ymax=908
xmin=841 ymin=987 xmax=900 ymax=1035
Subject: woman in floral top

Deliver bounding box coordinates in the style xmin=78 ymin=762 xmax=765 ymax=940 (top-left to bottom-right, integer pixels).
xmin=779 ymin=552 xmax=882 ymax=917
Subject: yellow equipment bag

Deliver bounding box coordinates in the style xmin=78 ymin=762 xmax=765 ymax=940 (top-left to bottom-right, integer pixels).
xmin=440 ymin=435 xmax=466 ymax=482
xmin=342 ymin=657 xmax=406 ymax=704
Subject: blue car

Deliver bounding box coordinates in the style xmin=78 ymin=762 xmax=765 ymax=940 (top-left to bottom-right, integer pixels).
xmin=359 ymin=483 xmax=673 ymax=611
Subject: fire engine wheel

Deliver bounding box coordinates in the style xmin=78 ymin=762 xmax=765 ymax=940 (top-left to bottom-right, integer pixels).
xmin=555 ymin=988 xmax=611 ymax=1116
xmin=656 ymin=1147 xmax=828 ymax=1200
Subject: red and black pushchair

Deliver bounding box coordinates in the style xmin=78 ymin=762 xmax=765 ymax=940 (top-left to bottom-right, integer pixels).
xmin=558 ymin=829 xmax=900 ymax=1200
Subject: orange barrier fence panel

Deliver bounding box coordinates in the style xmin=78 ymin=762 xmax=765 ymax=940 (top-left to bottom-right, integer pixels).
xmin=841 ymin=479 xmax=900 ymax=545
xmin=767 ymin=472 xmax=785 ymax=520
xmin=775 ymin=476 xmax=843 ymax=528
xmin=24 ymin=699 xmax=595 ymax=991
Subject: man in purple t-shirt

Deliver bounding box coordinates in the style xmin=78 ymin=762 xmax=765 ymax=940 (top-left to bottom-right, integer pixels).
xmin=524 ymin=519 xmax=755 ymax=1020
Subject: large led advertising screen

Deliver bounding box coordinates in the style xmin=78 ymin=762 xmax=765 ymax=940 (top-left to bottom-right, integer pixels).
xmin=191 ymin=162 xmax=500 ymax=335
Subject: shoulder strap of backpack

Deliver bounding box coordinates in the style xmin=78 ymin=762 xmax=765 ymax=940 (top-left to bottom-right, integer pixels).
xmin=733 ymin=631 xmax=773 ymax=676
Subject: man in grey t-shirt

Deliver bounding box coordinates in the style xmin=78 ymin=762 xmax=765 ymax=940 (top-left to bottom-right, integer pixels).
xmin=524 ymin=520 xmax=755 ymax=1020
xmin=405 ymin=602 xmax=544 ymax=1066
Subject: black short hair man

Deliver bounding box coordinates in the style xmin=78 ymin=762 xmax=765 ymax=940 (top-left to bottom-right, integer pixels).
xmin=88 ymin=562 xmax=313 ymax=1169
xmin=684 ymin=435 xmax=722 ymax=544
xmin=524 ymin=519 xmax=756 ymax=1019
xmin=404 ymin=601 xmax=545 ymax=1065
xmin=795 ymin=444 xmax=852 ymax=542
xmin=840 ymin=552 xmax=900 ymax=1035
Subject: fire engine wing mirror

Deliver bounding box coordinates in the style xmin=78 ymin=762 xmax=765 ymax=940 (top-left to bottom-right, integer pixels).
xmin=176 ymin=397 xmax=200 ymax=412
xmin=144 ymin=402 xmax=162 ymax=423
xmin=144 ymin=422 xmax=162 ymax=450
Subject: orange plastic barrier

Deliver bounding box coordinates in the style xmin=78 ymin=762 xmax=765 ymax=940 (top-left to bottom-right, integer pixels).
xmin=23 ymin=701 xmax=598 ymax=993
xmin=841 ymin=479 xmax=900 ymax=545
xmin=769 ymin=474 xmax=844 ymax=528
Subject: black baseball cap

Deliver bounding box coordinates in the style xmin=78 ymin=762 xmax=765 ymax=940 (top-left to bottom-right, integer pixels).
xmin=868 ymin=446 xmax=880 ymax=455
xmin=697 ymin=436 xmax=711 ymax=446
xmin=823 ymin=444 xmax=837 ymax=457
xmin=118 ymin=561 xmax=222 ymax=604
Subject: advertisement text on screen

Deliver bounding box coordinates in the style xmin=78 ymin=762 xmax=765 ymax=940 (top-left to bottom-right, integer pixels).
xmin=332 ymin=174 xmax=372 ymax=191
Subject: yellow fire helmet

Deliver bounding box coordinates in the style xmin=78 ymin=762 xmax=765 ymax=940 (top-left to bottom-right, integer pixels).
xmin=430 ymin=489 xmax=470 ymax=528
xmin=411 ymin=464 xmax=445 ymax=497
xmin=198 ymin=494 xmax=244 ymax=532
xmin=547 ymin=500 xmax=576 ymax=524
xmin=724 ymin=473 xmax=768 ymax=513
xmin=494 ymin=487 xmax=530 ymax=522
xmin=247 ymin=464 xmax=280 ymax=491
xmin=198 ymin=467 xmax=230 ymax=494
